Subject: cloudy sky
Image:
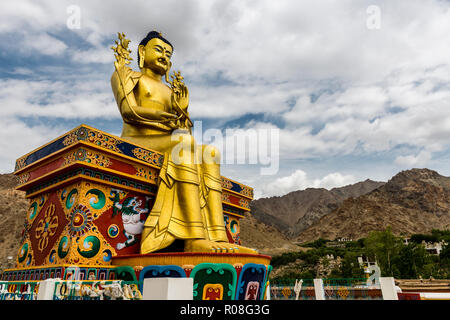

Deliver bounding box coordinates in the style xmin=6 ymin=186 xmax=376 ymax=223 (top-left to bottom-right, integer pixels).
xmin=1 ymin=0 xmax=450 ymax=198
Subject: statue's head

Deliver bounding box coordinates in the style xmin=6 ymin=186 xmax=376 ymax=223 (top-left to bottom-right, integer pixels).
xmin=138 ymin=31 xmax=173 ymax=76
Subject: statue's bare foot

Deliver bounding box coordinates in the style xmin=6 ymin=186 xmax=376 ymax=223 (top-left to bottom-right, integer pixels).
xmin=184 ymin=239 xmax=258 ymax=254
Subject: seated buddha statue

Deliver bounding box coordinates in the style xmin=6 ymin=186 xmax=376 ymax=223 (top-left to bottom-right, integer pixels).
xmin=110 ymin=31 xmax=256 ymax=254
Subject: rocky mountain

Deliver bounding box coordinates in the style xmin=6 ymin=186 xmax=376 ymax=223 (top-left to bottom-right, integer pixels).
xmin=239 ymin=212 xmax=299 ymax=255
xmin=2 ymin=168 xmax=450 ymax=268
xmin=250 ymin=179 xmax=385 ymax=238
xmin=0 ymin=174 xmax=28 ymax=269
xmin=298 ymin=168 xmax=450 ymax=242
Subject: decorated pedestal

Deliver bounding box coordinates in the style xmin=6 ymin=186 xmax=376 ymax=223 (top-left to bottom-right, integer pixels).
xmin=112 ymin=253 xmax=272 ymax=300
xmin=3 ymin=125 xmax=271 ymax=300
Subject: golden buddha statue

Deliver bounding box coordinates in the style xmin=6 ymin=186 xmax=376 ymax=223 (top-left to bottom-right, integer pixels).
xmin=110 ymin=31 xmax=256 ymax=254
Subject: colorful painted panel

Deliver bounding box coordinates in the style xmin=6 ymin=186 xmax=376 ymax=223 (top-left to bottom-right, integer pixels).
xmin=15 ymin=125 xmax=164 ymax=172
xmin=24 ymin=167 xmax=158 ymax=198
xmin=236 ymin=263 xmax=267 ymax=300
xmin=16 ymin=179 xmax=153 ymax=268
xmin=17 ymin=146 xmax=160 ymax=189
xmin=25 ymin=192 xmax=68 ymax=266
xmin=13 ymin=125 xmax=256 ymax=271
xmin=190 ymin=263 xmax=237 ymax=301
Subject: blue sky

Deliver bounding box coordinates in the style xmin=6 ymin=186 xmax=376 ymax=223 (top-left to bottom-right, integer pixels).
xmin=1 ymin=0 xmax=450 ymax=198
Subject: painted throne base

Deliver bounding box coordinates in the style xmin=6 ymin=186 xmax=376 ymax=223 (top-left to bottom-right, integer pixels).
xmin=14 ymin=125 xmax=253 ymax=269
xmin=112 ymin=252 xmax=272 ymax=300
xmin=8 ymin=125 xmax=271 ymax=300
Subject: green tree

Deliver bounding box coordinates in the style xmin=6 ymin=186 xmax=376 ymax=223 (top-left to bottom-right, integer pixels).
xmin=340 ymin=251 xmax=365 ymax=278
xmin=393 ymin=243 xmax=429 ymax=279
xmin=364 ymin=227 xmax=403 ymax=277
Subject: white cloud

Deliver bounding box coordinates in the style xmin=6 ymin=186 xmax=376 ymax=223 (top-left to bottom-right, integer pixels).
xmin=258 ymin=169 xmax=357 ymax=198
xmin=0 ymin=117 xmax=63 ymax=172
xmin=71 ymin=47 xmax=115 ymax=64
xmin=0 ymin=79 xmax=118 ymax=119
xmin=395 ymin=150 xmax=432 ymax=167
xmin=1 ymin=0 xmax=450 ymax=184
xmin=20 ymin=32 xmax=68 ymax=56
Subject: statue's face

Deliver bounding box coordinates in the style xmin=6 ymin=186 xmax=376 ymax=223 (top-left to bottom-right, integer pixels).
xmin=140 ymin=38 xmax=172 ymax=75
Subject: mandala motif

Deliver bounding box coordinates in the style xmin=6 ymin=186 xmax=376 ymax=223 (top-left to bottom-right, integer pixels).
xmin=68 ymin=204 xmax=93 ymax=238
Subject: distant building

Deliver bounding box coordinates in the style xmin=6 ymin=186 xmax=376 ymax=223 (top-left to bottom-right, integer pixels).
xmin=325 ymin=237 xmax=353 ymax=248
xmin=403 ymin=237 xmax=447 ymax=255
xmin=422 ymin=240 xmax=447 ymax=255
xmin=336 ymin=237 xmax=353 ymax=242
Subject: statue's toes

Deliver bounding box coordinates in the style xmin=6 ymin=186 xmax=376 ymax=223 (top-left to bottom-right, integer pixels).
xmin=227 ymin=247 xmax=237 ymax=253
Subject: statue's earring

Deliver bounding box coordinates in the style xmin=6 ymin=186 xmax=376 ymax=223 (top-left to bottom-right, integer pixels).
xmin=139 ymin=53 xmax=144 ymax=69
xmin=165 ymin=61 xmax=172 ymax=83
xmin=165 ymin=70 xmax=170 ymax=83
